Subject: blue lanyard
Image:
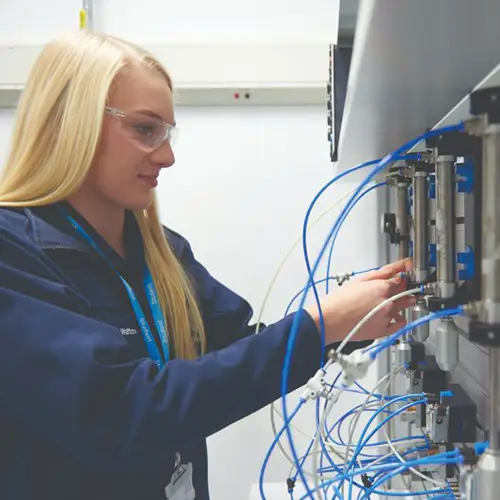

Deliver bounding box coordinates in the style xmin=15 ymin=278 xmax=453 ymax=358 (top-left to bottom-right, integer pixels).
xmin=62 ymin=211 xmax=170 ymax=368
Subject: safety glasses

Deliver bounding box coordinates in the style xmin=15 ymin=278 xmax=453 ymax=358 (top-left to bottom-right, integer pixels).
xmin=105 ymin=106 xmax=179 ymax=152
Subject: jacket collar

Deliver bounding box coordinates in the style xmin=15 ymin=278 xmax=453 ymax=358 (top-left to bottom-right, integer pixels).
xmin=25 ymin=204 xmax=185 ymax=260
xmin=25 ymin=206 xmax=92 ymax=253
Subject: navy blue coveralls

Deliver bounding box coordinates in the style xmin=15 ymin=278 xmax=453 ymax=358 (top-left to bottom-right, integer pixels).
xmin=0 ymin=203 xmax=367 ymax=500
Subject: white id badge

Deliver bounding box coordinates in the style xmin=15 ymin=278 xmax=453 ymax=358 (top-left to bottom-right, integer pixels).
xmin=165 ymin=460 xmax=195 ymax=500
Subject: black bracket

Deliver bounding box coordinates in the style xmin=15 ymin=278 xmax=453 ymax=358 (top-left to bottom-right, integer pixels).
xmin=425 ymin=130 xmax=482 ymax=156
xmin=470 ymin=86 xmax=500 ymax=123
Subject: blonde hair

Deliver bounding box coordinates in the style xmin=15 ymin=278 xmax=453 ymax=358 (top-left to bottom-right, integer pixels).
xmin=0 ymin=30 xmax=206 ymax=360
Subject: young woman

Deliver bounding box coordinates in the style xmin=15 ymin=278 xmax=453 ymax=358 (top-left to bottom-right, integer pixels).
xmin=0 ymin=30 xmax=413 ymax=500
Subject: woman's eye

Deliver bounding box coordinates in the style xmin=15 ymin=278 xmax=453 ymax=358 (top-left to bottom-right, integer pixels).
xmin=134 ymin=123 xmax=157 ymax=137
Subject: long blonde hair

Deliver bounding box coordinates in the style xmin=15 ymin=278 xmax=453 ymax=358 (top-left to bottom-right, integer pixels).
xmin=0 ymin=30 xmax=206 ymax=360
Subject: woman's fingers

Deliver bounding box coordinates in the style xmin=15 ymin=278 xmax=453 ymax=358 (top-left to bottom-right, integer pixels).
xmin=360 ymin=258 xmax=413 ymax=282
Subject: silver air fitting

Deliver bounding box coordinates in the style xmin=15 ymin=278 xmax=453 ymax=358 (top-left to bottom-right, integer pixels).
xmin=473 ymin=450 xmax=500 ymax=500
xmin=435 ymin=154 xmax=457 ymax=300
xmin=411 ymin=298 xmax=430 ymax=342
xmin=412 ymin=171 xmax=429 ymax=283
xmin=395 ymin=340 xmax=412 ymax=369
xmin=434 ymin=317 xmax=459 ymax=372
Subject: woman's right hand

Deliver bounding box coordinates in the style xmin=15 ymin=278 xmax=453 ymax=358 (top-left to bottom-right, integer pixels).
xmin=305 ymin=258 xmax=415 ymax=346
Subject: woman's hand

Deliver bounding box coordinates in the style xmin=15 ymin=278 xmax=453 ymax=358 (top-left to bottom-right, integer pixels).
xmin=305 ymin=258 xmax=415 ymax=345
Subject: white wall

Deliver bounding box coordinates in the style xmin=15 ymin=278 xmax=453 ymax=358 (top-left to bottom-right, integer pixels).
xmin=0 ymin=2 xmax=384 ymax=499
xmin=0 ymin=110 xmax=13 ymax=166
xmin=164 ymin=106 xmax=381 ymax=500
xmin=0 ymin=0 xmax=339 ymax=44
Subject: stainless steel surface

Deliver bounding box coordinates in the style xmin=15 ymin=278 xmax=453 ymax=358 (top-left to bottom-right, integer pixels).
xmin=460 ymin=466 xmax=474 ymax=500
xmin=480 ymin=124 xmax=500 ymax=325
xmin=435 ymin=318 xmax=459 ymax=372
xmin=489 ymin=348 xmax=500 ymax=450
xmin=412 ymin=172 xmax=428 ymax=283
xmin=396 ymin=183 xmax=410 ymax=260
xmin=410 ymin=298 xmax=430 ymax=342
xmin=473 ymin=450 xmax=500 ymax=500
xmin=435 ymin=154 xmax=457 ymax=299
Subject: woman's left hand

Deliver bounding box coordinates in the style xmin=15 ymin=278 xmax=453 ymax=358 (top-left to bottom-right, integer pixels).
xmin=304 ymin=258 xmax=415 ymax=344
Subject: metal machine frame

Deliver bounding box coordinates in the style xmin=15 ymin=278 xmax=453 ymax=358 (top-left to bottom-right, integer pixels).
xmin=380 ymin=85 xmax=500 ymax=499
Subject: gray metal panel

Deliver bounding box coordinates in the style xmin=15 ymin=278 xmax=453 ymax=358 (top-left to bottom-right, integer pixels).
xmin=337 ymin=0 xmax=500 ymax=174
xmin=338 ymin=0 xmax=359 ymax=41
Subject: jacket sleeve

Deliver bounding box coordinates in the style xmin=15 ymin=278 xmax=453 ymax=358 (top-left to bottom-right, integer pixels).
xmin=0 ymin=228 xmax=322 ymax=474
xmin=172 ymin=230 xmax=372 ymax=355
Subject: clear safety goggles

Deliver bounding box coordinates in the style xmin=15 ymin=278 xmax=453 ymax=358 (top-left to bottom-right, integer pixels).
xmin=105 ymin=106 xmax=179 ymax=152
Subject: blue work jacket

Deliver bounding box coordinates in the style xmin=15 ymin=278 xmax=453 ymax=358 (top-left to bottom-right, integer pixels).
xmin=0 ymin=203 xmax=367 ymax=500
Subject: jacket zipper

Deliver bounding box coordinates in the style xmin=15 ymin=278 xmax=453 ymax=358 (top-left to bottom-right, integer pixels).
xmin=42 ymin=244 xmax=93 ymax=255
